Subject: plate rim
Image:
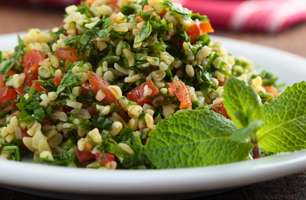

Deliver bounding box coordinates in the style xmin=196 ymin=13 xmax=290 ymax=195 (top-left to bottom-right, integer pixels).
xmin=0 ymin=33 xmax=305 ymax=195
xmin=0 ymin=150 xmax=306 ymax=194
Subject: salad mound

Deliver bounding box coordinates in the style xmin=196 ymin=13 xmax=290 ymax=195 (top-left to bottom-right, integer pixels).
xmin=0 ymin=0 xmax=304 ymax=169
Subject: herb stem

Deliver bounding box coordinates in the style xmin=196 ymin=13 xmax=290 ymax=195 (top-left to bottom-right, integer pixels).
xmin=252 ymin=139 xmax=260 ymax=159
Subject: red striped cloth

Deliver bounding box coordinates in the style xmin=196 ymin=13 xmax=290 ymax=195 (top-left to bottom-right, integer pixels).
xmin=27 ymin=0 xmax=79 ymax=6
xmin=177 ymin=0 xmax=306 ymax=32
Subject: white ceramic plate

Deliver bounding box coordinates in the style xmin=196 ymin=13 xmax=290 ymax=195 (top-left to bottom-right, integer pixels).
xmin=0 ymin=33 xmax=305 ymax=199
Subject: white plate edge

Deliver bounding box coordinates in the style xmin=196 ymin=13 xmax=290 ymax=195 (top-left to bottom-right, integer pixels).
xmin=0 ymin=33 xmax=305 ymax=194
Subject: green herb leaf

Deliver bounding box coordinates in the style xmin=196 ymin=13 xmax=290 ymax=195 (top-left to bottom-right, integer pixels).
xmin=1 ymin=145 xmax=21 ymax=161
xmin=0 ymin=36 xmax=25 ymax=74
xmin=53 ymin=148 xmax=76 ymax=166
xmin=191 ymin=13 xmax=208 ymax=21
xmin=109 ymin=131 xmax=149 ymax=169
xmin=77 ymin=4 xmax=93 ymax=17
xmin=33 ymin=107 xmax=46 ymax=122
xmin=145 ymin=109 xmax=252 ymax=169
xmin=91 ymin=116 xmax=112 ymax=131
xmin=223 ymin=77 xmax=261 ymax=128
xmin=0 ymin=51 xmax=3 ymax=62
xmin=123 ymin=135 xmax=149 ymax=169
xmin=134 ymin=21 xmax=152 ymax=48
xmin=17 ymin=89 xmax=46 ymax=122
xmin=257 ymin=82 xmax=306 ymax=153
xmin=107 ymin=143 xmax=130 ymax=163
xmin=64 ymin=35 xmax=80 ymax=46
xmin=258 ymin=70 xmax=278 ymax=86
xmin=64 ymin=17 xmax=111 ymax=57
xmin=57 ymin=70 xmax=80 ymax=94
xmin=121 ymin=5 xmax=135 ymax=15
xmin=102 ymin=17 xmax=112 ymax=29
xmin=18 ymin=111 xmax=35 ymax=124
xmin=0 ymin=60 xmax=13 ymax=75
xmin=163 ymin=0 xmax=191 ymax=16
xmin=97 ymin=29 xmax=110 ymax=39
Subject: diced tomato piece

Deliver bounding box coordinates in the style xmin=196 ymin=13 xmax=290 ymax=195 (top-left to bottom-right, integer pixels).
xmin=15 ymin=87 xmax=24 ymax=95
xmin=110 ymin=0 xmax=118 ymax=7
xmin=102 ymin=88 xmax=118 ymax=104
xmin=143 ymin=5 xmax=152 ymax=12
xmin=264 ymin=86 xmax=279 ymax=97
xmin=159 ymin=9 xmax=167 ymax=18
xmin=186 ymin=20 xmax=214 ymax=42
xmin=212 ymin=102 xmax=229 ymax=118
xmin=87 ymin=72 xmax=117 ymax=103
xmin=55 ymin=47 xmax=78 ymax=62
xmin=84 ymin=142 xmax=93 ymax=152
xmin=31 ymin=81 xmax=47 ymax=93
xmin=146 ymin=80 xmax=159 ymax=96
xmin=87 ymin=105 xmax=98 ymax=116
xmin=0 ymin=74 xmax=5 ymax=88
xmin=23 ymin=50 xmax=45 ymax=85
xmin=42 ymin=119 xmax=52 ymax=126
xmin=87 ymin=72 xmax=109 ymax=93
xmin=199 ymin=21 xmax=214 ymax=33
xmin=53 ymin=75 xmax=62 ymax=87
xmin=2 ymin=103 xmax=17 ymax=113
xmin=127 ymin=80 xmax=160 ymax=105
xmin=81 ymin=82 xmax=91 ymax=94
xmin=187 ymin=23 xmax=201 ymax=42
xmin=21 ymin=128 xmax=29 ymax=138
xmin=0 ymin=87 xmax=17 ymax=105
xmin=95 ymin=152 xmax=116 ymax=166
xmin=76 ymin=149 xmax=95 ymax=164
xmin=7 ymin=70 xmax=16 ymax=76
xmin=60 ymin=106 xmax=73 ymax=114
xmin=85 ymin=0 xmax=94 ymax=5
xmin=168 ymin=80 xmax=192 ymax=109
xmin=135 ymin=16 xmax=143 ymax=22
xmin=170 ymin=36 xmax=184 ymax=49
xmin=218 ymin=78 xmax=226 ymax=87
xmin=88 ymin=72 xmax=128 ymax=120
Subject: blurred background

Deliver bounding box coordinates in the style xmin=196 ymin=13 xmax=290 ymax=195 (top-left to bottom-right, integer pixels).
xmin=0 ymin=0 xmax=305 ymax=56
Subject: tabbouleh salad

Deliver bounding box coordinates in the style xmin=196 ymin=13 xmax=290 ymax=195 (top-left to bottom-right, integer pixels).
xmin=0 ymin=0 xmax=305 ymax=169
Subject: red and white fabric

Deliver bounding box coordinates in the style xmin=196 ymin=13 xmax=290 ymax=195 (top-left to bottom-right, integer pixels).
xmin=177 ymin=0 xmax=306 ymax=32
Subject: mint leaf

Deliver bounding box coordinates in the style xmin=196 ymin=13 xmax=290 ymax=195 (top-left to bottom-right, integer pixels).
xmin=257 ymin=82 xmax=306 ymax=153
xmin=224 ymin=78 xmax=261 ymax=128
xmin=145 ymin=109 xmax=252 ymax=169
xmin=134 ymin=21 xmax=152 ymax=48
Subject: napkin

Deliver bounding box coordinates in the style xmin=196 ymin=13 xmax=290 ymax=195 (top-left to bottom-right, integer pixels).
xmin=177 ymin=0 xmax=306 ymax=32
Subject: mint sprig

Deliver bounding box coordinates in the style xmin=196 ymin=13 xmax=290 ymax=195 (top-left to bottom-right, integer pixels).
xmin=224 ymin=78 xmax=306 ymax=154
xmin=145 ymin=78 xmax=306 ymax=169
